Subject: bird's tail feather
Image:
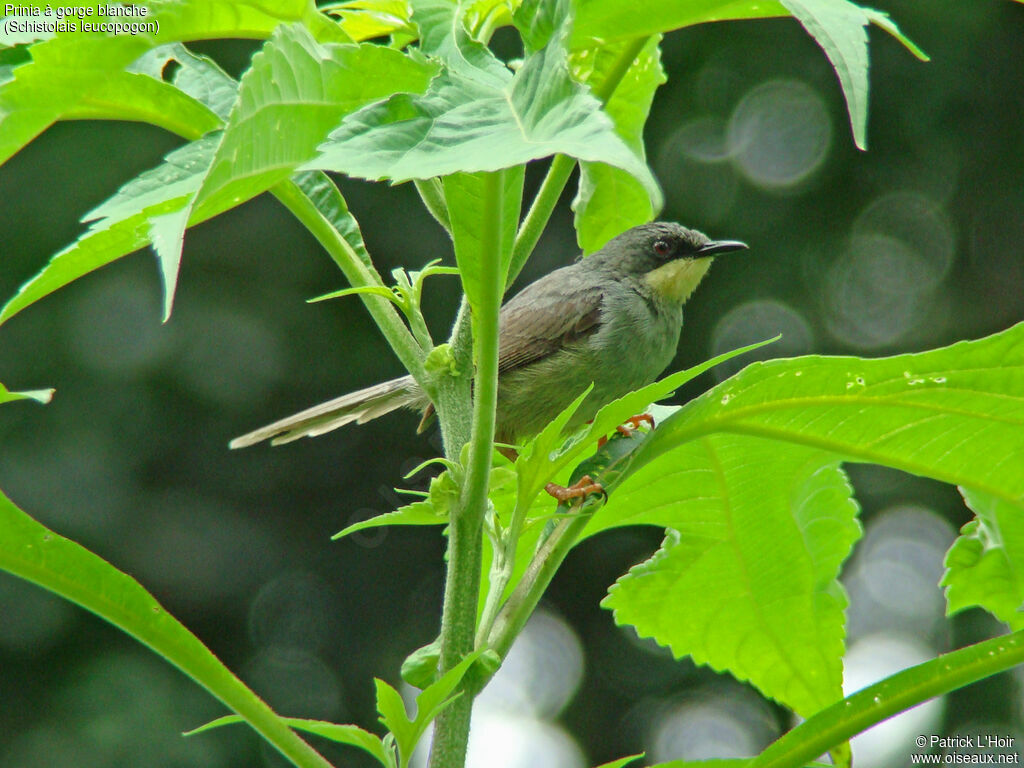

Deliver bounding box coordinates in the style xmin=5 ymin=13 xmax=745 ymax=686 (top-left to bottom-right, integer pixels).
xmin=230 ymin=375 xmax=423 ymax=448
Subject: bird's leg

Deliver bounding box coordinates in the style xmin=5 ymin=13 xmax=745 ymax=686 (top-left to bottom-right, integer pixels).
xmin=545 ymin=475 xmax=606 ymax=503
xmin=597 ymin=412 xmax=656 ymax=448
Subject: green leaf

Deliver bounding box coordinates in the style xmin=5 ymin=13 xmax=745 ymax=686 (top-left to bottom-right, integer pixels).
xmin=309 ymin=4 xmax=658 ymax=198
xmin=942 ymin=487 xmax=1024 ymax=630
xmin=375 ymin=651 xmax=481 ymax=767
xmin=639 ymin=321 xmax=1024 ymax=502
xmin=750 ymin=629 xmax=1024 ymax=768
xmin=0 ymin=0 xmax=345 ymax=167
xmin=129 ymin=43 xmax=239 ymax=121
xmin=0 ymin=382 xmax=54 ymax=405
xmin=185 ymin=714 xmax=393 ymax=768
xmin=651 ymin=762 xmax=750 ymax=768
xmin=514 ymin=336 xmax=779 ymax=509
xmin=333 ymin=501 xmax=447 ymax=539
xmin=411 ymin=0 xmax=509 ymax=83
xmin=194 ymin=24 xmax=437 ymax=218
xmin=0 ymin=134 xmax=217 ymax=325
xmin=323 ymin=0 xmax=417 ymax=43
xmin=571 ymin=35 xmax=665 ymax=253
xmin=597 ymin=438 xmax=860 ymax=715
xmin=568 ymin=0 xmax=926 ymax=150
xmin=442 ymin=167 xmax=525 ymax=308
xmin=0 ymin=490 xmax=332 ymax=768
xmin=570 ymin=0 xmax=790 ymax=48
xmin=592 ymin=755 xmax=647 ymax=768
xmin=513 ymin=0 xmax=566 ymax=53
xmin=586 ymin=321 xmax=1024 ymax=716
xmin=290 ymin=170 xmax=374 ymax=267
xmin=154 ymin=23 xmax=435 ymax=318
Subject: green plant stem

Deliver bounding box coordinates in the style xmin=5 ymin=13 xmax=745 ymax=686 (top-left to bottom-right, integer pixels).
xmin=415 ymin=178 xmax=452 ymax=234
xmin=436 ymin=298 xmax=474 ymax=455
xmin=506 ymin=153 xmax=576 ymax=284
xmin=428 ymin=172 xmax=506 ymax=768
xmin=485 ymin=506 xmax=595 ymax=661
xmin=273 ymin=178 xmax=430 ymax=393
xmin=506 ymin=34 xmax=651 ymax=285
xmin=752 ymin=629 xmax=1024 ymax=768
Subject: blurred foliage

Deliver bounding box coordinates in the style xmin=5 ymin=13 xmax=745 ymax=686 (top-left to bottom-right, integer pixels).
xmin=0 ymin=0 xmax=1023 ymax=766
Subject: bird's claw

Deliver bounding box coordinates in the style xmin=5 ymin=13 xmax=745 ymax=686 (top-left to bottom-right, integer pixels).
xmin=545 ymin=475 xmax=606 ymax=504
xmin=597 ymin=412 xmax=656 ymax=448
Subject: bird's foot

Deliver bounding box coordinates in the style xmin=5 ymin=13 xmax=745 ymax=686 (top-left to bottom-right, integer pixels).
xmin=597 ymin=413 xmax=656 ymax=448
xmin=545 ymin=475 xmax=606 ymax=504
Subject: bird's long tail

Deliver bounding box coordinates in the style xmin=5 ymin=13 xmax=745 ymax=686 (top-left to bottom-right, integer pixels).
xmin=230 ymin=375 xmax=424 ymax=448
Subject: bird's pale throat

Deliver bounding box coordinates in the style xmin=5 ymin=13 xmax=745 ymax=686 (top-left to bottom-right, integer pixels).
xmin=643 ymin=257 xmax=713 ymax=303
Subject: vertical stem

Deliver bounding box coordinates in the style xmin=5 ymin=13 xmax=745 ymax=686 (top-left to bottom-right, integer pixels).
xmin=506 ymin=35 xmax=652 ymax=286
xmin=428 ymin=171 xmax=506 ymax=768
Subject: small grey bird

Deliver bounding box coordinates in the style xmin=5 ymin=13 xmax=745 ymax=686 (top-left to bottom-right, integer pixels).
xmin=231 ymin=222 xmax=746 ymax=449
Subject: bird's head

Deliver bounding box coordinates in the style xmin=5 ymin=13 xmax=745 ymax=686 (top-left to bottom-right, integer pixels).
xmin=590 ymin=221 xmax=748 ymax=304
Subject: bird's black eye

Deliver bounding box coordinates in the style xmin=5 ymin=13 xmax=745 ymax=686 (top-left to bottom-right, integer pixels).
xmin=653 ymin=239 xmax=672 ymax=257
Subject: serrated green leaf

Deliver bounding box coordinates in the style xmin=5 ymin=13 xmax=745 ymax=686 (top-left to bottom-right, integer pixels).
xmin=0 ymin=0 xmax=345 ymax=167
xmin=151 ymin=23 xmax=434 ymax=318
xmin=942 ymin=487 xmax=1024 ymax=630
xmin=185 ymin=714 xmax=393 ymax=767
xmin=332 ymin=500 xmax=446 ymax=539
xmin=149 ymin=203 xmax=191 ymax=321
xmin=597 ymin=437 xmax=860 ymax=715
xmin=374 ymin=678 xmax=417 ymax=765
xmin=638 ymin=321 xmax=1024 ymax=502
xmin=0 ymin=134 xmax=217 ymax=325
xmin=0 ymin=382 xmax=53 ymax=404
xmin=568 ymin=0 xmax=926 ymax=150
xmin=290 ymin=170 xmax=373 ymax=267
xmin=571 ymin=35 xmax=665 ymax=253
xmin=194 ymin=24 xmax=437 ymax=216
xmin=587 ymin=321 xmax=1024 ymax=716
xmin=309 ymin=8 xmax=658 ymax=197
xmin=129 ymin=43 xmax=239 ymax=121
xmin=0 ymin=489 xmax=330 ymax=767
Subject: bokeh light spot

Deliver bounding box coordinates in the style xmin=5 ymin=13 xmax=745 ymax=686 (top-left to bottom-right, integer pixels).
xmin=727 ymin=79 xmax=832 ymax=189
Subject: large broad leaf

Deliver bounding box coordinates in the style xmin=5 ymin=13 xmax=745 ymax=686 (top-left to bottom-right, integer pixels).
xmin=942 ymin=487 xmax=1024 ymax=630
xmin=0 ymin=490 xmax=333 ymax=768
xmin=569 ymin=0 xmax=926 ymax=150
xmin=597 ymin=437 xmax=859 ymax=715
xmin=0 ymin=0 xmax=345 ymax=167
xmin=308 ymin=0 xmax=658 ymax=197
xmin=570 ymin=35 xmax=665 ymax=254
xmin=193 ymin=24 xmax=437 ymax=218
xmin=154 ymin=22 xmax=435 ymax=316
xmin=1 ymin=24 xmax=429 ymax=324
xmin=585 ymin=321 xmax=1024 ymax=716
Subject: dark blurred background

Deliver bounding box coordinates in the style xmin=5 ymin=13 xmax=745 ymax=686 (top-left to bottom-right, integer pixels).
xmin=1 ymin=1 xmax=1023 ymax=766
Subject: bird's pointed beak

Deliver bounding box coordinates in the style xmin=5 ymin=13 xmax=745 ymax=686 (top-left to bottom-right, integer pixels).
xmin=698 ymin=240 xmax=748 ymax=256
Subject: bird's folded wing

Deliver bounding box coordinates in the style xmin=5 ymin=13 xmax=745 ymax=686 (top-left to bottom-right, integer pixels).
xmin=498 ymin=271 xmax=604 ymax=374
